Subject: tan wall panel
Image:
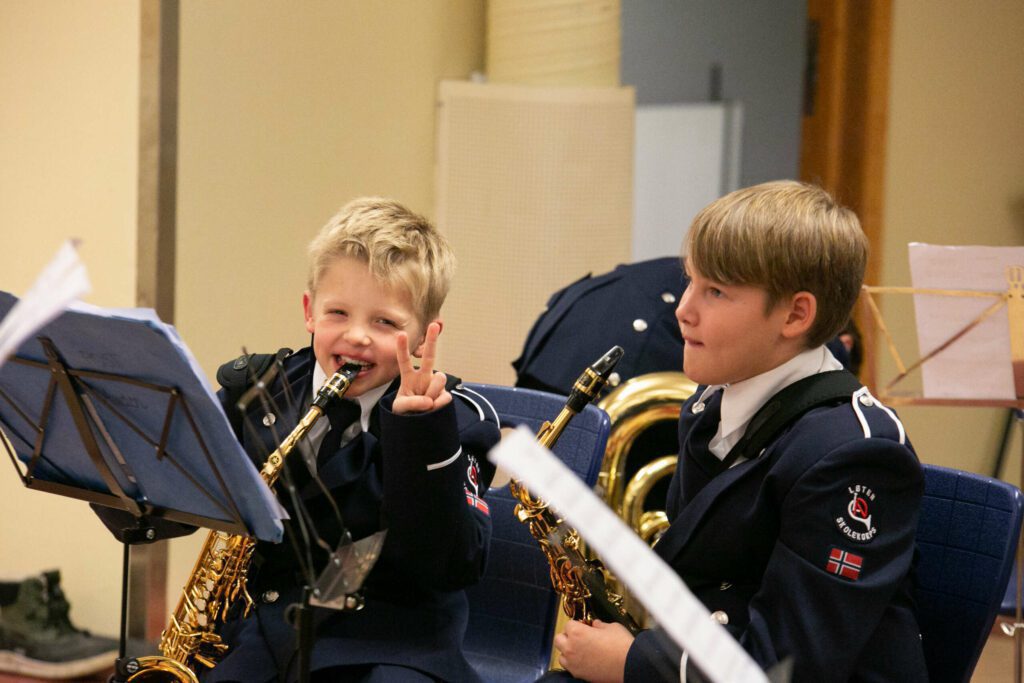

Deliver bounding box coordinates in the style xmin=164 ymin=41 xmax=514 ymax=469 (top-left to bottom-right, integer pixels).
xmin=171 ymin=0 xmax=485 ymax=620
xmin=879 ymin=1 xmax=1024 ymax=475
xmin=436 ymin=81 xmax=634 ymax=385
xmin=488 ymin=0 xmax=620 ymax=86
xmin=0 ymin=0 xmax=139 ymax=635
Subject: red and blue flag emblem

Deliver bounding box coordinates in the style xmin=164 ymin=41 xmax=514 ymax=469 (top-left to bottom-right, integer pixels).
xmin=826 ymin=547 xmax=863 ymax=581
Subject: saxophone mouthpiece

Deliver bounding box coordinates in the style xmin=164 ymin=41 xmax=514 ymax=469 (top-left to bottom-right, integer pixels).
xmin=313 ymin=362 xmax=363 ymax=410
xmin=591 ymin=345 xmax=624 ymax=380
xmin=338 ymin=362 xmax=362 ymax=380
xmin=566 ymin=346 xmax=625 ymax=413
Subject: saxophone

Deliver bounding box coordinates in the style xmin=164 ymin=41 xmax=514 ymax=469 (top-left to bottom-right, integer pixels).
xmin=127 ymin=362 xmax=362 ymax=682
xmin=509 ymin=346 xmax=641 ymax=634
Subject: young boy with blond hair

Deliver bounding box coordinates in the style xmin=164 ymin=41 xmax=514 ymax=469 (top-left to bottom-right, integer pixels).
xmin=552 ymin=181 xmax=927 ymax=682
xmin=207 ymin=198 xmax=500 ymax=683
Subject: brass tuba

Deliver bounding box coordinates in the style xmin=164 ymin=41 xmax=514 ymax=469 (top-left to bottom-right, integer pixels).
xmin=596 ymin=371 xmax=697 ymax=543
xmin=126 ymin=363 xmax=362 ymax=682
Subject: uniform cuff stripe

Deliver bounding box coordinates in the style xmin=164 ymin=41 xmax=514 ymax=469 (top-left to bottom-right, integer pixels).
xmin=426 ymin=446 xmax=462 ymax=471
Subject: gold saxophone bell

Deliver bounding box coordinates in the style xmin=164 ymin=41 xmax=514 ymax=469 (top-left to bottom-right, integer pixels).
xmin=126 ymin=363 xmax=362 ymax=682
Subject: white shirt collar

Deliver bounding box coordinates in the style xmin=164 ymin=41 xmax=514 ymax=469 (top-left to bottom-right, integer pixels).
xmin=703 ymin=346 xmax=843 ymax=460
xmin=312 ymin=362 xmax=390 ymax=432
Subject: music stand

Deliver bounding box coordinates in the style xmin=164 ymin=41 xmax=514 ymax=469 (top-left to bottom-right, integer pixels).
xmin=0 ymin=291 xmax=286 ymax=679
xmin=861 ymin=245 xmax=1024 ymax=680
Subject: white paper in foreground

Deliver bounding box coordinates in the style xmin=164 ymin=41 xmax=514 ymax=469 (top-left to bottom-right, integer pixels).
xmin=908 ymin=243 xmax=1024 ymax=400
xmin=489 ymin=427 xmax=767 ymax=683
xmin=0 ymin=240 xmax=91 ymax=368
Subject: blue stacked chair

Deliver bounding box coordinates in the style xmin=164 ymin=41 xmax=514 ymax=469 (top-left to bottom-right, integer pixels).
xmin=915 ymin=464 xmax=1024 ymax=682
xmin=459 ymin=383 xmax=610 ymax=683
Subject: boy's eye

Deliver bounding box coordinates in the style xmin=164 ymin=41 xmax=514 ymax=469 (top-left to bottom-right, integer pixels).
xmin=376 ymin=318 xmax=398 ymax=328
xmin=708 ymin=287 xmax=724 ymax=298
xmin=329 ymin=309 xmax=347 ymax=316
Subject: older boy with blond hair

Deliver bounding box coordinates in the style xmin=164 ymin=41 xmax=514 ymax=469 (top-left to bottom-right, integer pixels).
xmin=207 ymin=198 xmax=500 ymax=683
xmin=553 ymin=181 xmax=927 ymax=682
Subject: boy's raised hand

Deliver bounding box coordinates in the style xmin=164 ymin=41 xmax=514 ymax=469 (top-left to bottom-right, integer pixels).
xmin=393 ymin=321 xmax=452 ymax=415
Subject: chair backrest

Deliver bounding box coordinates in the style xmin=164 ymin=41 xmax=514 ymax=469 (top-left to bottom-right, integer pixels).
xmin=459 ymin=383 xmax=610 ymax=683
xmin=915 ymin=463 xmax=1024 ymax=683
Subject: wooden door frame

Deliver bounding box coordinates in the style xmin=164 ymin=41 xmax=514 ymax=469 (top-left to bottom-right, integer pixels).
xmin=800 ymin=0 xmax=891 ymax=389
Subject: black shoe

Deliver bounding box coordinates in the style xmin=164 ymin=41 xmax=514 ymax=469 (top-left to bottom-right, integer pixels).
xmin=0 ymin=569 xmax=118 ymax=679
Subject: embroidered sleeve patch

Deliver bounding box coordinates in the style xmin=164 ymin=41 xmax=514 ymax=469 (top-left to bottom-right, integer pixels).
xmin=834 ymin=483 xmax=878 ymax=543
xmin=464 ymin=454 xmax=490 ymax=515
xmin=465 ymin=490 xmax=490 ymax=515
xmin=826 ymin=547 xmax=863 ymax=581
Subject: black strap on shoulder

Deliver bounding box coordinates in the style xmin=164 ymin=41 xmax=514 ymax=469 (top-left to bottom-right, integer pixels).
xmin=723 ymin=369 xmax=863 ymax=467
xmin=216 ymin=347 xmax=292 ymax=435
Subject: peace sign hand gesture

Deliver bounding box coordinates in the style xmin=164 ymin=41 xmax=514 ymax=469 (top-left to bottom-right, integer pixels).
xmin=393 ymin=321 xmax=452 ymax=415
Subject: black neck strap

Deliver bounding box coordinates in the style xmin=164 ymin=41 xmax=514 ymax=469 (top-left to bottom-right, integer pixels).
xmin=721 ymin=369 xmax=863 ymax=468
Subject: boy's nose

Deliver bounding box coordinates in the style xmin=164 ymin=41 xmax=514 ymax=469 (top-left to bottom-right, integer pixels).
xmin=344 ymin=324 xmax=371 ymax=346
xmin=675 ymin=287 xmax=694 ymax=326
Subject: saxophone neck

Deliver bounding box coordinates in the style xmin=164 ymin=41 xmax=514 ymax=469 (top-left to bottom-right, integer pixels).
xmin=256 ymin=362 xmax=362 ymax=485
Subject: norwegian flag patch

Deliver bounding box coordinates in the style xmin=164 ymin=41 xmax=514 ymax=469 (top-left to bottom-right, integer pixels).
xmin=826 ymin=547 xmax=863 ymax=581
xmin=465 ymin=490 xmax=490 ymax=515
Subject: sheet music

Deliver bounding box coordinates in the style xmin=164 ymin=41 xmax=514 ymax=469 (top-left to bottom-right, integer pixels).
xmin=489 ymin=427 xmax=767 ymax=683
xmin=908 ymin=243 xmax=1024 ymax=400
xmin=0 ymin=240 xmax=90 ymax=368
xmin=0 ymin=246 xmax=287 ymax=540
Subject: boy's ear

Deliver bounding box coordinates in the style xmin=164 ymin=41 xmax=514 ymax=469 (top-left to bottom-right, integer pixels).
xmin=411 ymin=319 xmax=443 ymax=358
xmin=302 ymin=291 xmax=315 ymax=334
xmin=780 ymin=291 xmax=817 ymax=340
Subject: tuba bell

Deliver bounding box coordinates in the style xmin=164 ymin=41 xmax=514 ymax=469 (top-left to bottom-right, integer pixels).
xmin=596 ymin=370 xmax=697 ymax=541
xmin=592 ymin=371 xmax=695 ymax=625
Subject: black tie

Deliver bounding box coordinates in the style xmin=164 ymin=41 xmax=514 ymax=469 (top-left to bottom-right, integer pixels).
xmin=316 ymin=398 xmax=362 ymax=468
xmin=681 ymin=389 xmax=725 ymax=502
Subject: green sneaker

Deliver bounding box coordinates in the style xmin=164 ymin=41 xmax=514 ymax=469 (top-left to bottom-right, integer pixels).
xmin=0 ymin=569 xmax=118 ymax=679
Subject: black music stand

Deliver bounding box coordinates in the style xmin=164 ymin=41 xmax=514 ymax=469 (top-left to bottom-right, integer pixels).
xmin=0 ymin=291 xmax=286 ymax=680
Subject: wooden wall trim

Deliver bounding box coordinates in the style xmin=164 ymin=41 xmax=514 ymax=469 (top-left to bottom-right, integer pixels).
xmin=133 ymin=0 xmax=179 ymax=643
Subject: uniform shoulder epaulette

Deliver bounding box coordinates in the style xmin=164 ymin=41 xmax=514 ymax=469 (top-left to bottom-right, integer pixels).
xmin=443 ymin=372 xmax=462 ymax=393
xmin=216 ymin=348 xmax=292 ymax=435
xmin=216 ymin=348 xmax=293 ymax=391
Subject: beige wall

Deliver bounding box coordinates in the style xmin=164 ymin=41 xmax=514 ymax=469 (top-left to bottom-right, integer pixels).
xmin=0 ymin=0 xmax=139 ymax=635
xmin=880 ymin=1 xmax=1024 ymax=476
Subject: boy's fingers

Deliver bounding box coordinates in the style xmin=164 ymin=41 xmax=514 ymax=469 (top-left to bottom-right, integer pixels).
xmin=419 ymin=322 xmax=439 ymax=373
xmin=395 ymin=332 xmax=415 ymax=377
xmin=426 ymin=370 xmax=447 ymax=398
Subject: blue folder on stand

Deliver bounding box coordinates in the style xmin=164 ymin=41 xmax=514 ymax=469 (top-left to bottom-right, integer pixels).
xmin=0 ymin=291 xmax=285 ymax=542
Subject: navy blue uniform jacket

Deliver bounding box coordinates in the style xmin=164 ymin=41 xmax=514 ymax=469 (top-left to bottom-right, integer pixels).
xmin=626 ymin=386 xmax=928 ymax=682
xmin=204 ymin=348 xmax=501 ymax=683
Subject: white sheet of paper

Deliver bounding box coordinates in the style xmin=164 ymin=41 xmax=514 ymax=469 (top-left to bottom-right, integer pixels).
xmin=908 ymin=243 xmax=1024 ymax=400
xmin=0 ymin=240 xmax=91 ymax=368
xmin=489 ymin=428 xmax=767 ymax=683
